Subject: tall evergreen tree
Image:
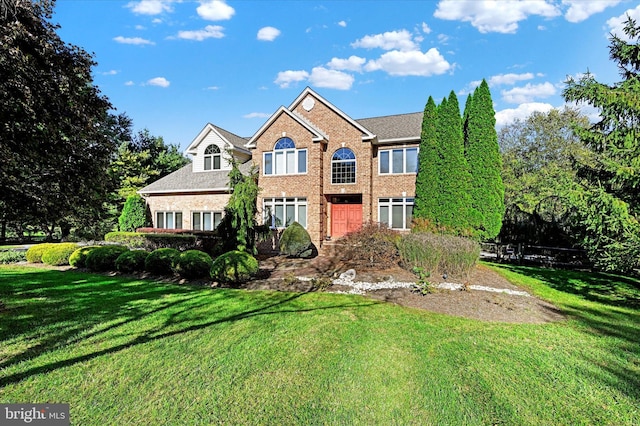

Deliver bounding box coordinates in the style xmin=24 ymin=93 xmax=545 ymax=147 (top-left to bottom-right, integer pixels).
xmin=413 ymin=96 xmax=440 ymax=222
xmin=464 ymin=80 xmax=505 ymax=239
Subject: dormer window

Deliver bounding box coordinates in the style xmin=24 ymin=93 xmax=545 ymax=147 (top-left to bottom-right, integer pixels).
xmin=263 ymin=137 xmax=307 ymax=175
xmin=204 ymin=144 xmax=221 ymax=170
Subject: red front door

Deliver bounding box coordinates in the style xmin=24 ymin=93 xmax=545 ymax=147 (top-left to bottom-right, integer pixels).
xmin=332 ymin=203 xmax=362 ymax=238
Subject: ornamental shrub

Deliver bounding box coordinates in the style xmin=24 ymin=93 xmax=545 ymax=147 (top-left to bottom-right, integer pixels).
xmin=210 ymin=250 xmax=258 ymax=283
xmin=104 ymin=231 xmax=146 ymax=248
xmin=25 ymin=243 xmax=58 ymax=263
xmin=85 ymin=245 xmax=129 ymax=272
xmin=173 ymin=250 xmax=213 ymax=279
xmin=145 ymin=248 xmax=180 ymax=275
xmin=337 ymin=222 xmax=400 ymax=269
xmin=279 ymin=222 xmax=314 ymax=258
xmin=0 ymin=250 xmax=26 ymax=264
xmin=115 ymin=250 xmax=149 ymax=273
xmin=118 ymin=194 xmax=150 ymax=232
xmin=42 ymin=243 xmax=79 ymax=266
xmin=69 ymin=246 xmax=100 ymax=268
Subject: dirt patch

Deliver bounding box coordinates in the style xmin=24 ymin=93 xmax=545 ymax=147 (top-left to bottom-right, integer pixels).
xmin=247 ymin=255 xmax=566 ymax=324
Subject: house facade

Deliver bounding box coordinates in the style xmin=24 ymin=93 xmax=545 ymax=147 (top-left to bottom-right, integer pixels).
xmin=139 ymin=87 xmax=422 ymax=249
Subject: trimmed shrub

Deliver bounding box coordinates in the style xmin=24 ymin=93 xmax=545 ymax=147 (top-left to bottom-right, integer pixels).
xmin=337 ymin=222 xmax=400 ymax=269
xmin=210 ymin=250 xmax=258 ymax=283
xmin=119 ymin=194 xmax=149 ymax=232
xmin=279 ymin=222 xmax=314 ymax=258
xmin=105 ymin=232 xmax=146 ymax=248
xmin=397 ymin=232 xmax=480 ymax=279
xmin=69 ymin=246 xmax=100 ymax=268
xmin=25 ymin=243 xmax=58 ymax=263
xmin=145 ymin=248 xmax=180 ymax=275
xmin=86 ymin=245 xmax=130 ymax=272
xmin=173 ymin=250 xmax=213 ymax=279
xmin=0 ymin=250 xmax=26 ymax=264
xmin=115 ymin=250 xmax=149 ymax=273
xmin=41 ymin=243 xmax=79 ymax=266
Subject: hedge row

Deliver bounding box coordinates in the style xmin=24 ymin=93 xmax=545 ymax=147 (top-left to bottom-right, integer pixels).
xmin=105 ymin=231 xmax=199 ymax=251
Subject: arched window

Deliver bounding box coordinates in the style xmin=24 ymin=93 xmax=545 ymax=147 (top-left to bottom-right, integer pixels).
xmin=204 ymin=144 xmax=221 ymax=170
xmin=332 ymin=147 xmax=356 ymax=184
xmin=264 ymin=137 xmax=307 ymax=175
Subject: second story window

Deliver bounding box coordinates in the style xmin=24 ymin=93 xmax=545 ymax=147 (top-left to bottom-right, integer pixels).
xmin=379 ymin=147 xmax=418 ymax=174
xmin=263 ymin=137 xmax=307 ymax=176
xmin=332 ymin=147 xmax=356 ymax=184
xmin=204 ymin=144 xmax=221 ymax=170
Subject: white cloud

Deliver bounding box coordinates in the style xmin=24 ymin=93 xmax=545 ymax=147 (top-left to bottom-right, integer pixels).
xmin=351 ymin=30 xmax=417 ymax=51
xmin=437 ymin=33 xmax=450 ymax=44
xmin=434 ymin=0 xmax=561 ymax=34
xmin=501 ymin=82 xmax=556 ymax=103
xmin=206 ymin=86 xmax=220 ymax=90
xmin=364 ymin=48 xmax=452 ymax=77
xmin=135 ymin=25 xmax=146 ymax=30
xmin=257 ymin=26 xmax=281 ymax=41
xmin=422 ymin=22 xmax=432 ymax=34
xmin=563 ymin=0 xmax=621 ymax=23
xmin=147 ymin=77 xmax=170 ymax=87
xmin=606 ymin=4 xmax=640 ymax=41
xmin=338 ymin=20 xmax=347 ymax=27
xmin=495 ymin=102 xmax=555 ymax=126
xmin=308 ymin=67 xmax=354 ymax=90
xmin=125 ymin=81 xmax=135 ymax=86
xmin=127 ymin=0 xmax=173 ymax=15
xmin=197 ymin=0 xmax=235 ymax=21
xmin=275 ymin=70 xmax=310 ymax=88
xmin=176 ymin=25 xmax=225 ymax=41
xmin=244 ymin=112 xmax=270 ymax=119
xmin=327 ymin=55 xmax=366 ymax=72
xmin=113 ymin=36 xmax=155 ymax=45
xmin=488 ymin=72 xmax=535 ymax=86
xmin=101 ymin=70 xmax=119 ymax=76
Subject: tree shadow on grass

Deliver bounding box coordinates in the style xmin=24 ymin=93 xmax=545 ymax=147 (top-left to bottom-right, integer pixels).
xmin=0 ymin=267 xmax=378 ymax=387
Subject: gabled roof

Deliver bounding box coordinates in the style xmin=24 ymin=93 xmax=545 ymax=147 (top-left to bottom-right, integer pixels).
xmin=289 ymin=87 xmax=376 ymax=142
xmin=186 ymin=123 xmax=251 ymax=156
xmin=357 ymin=112 xmax=423 ymax=144
xmin=245 ymin=106 xmax=327 ymax=148
xmin=138 ymin=161 xmax=253 ymax=195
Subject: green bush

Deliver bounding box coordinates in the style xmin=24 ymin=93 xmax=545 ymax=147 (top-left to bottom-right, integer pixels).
xmin=173 ymin=250 xmax=213 ymax=279
xmin=119 ymin=194 xmax=149 ymax=232
xmin=115 ymin=250 xmax=149 ymax=273
xmin=69 ymin=246 xmax=100 ymax=268
xmin=337 ymin=222 xmax=400 ymax=269
xmin=210 ymin=250 xmax=258 ymax=283
xmin=397 ymin=232 xmax=480 ymax=279
xmin=104 ymin=232 xmax=147 ymax=248
xmin=85 ymin=245 xmax=130 ymax=272
xmin=145 ymin=248 xmax=180 ymax=275
xmin=41 ymin=243 xmax=79 ymax=266
xmin=0 ymin=250 xmax=26 ymax=264
xmin=279 ymin=222 xmax=314 ymax=258
xmin=25 ymin=243 xmax=58 ymax=263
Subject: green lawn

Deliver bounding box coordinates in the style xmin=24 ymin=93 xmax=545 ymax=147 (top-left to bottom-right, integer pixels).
xmin=1 ymin=264 xmax=639 ymax=425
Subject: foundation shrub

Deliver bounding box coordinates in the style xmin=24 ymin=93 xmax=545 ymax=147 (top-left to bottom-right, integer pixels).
xmin=398 ymin=232 xmax=480 ymax=278
xmin=279 ymin=222 xmax=314 ymax=258
xmin=145 ymin=248 xmax=180 ymax=275
xmin=173 ymin=250 xmax=213 ymax=279
xmin=115 ymin=250 xmax=149 ymax=273
xmin=85 ymin=245 xmax=129 ymax=272
xmin=0 ymin=250 xmax=26 ymax=264
xmin=41 ymin=243 xmax=79 ymax=266
xmin=69 ymin=246 xmax=100 ymax=268
xmin=210 ymin=250 xmax=258 ymax=283
xmin=337 ymin=222 xmax=400 ymax=269
xmin=25 ymin=243 xmax=58 ymax=263
xmin=104 ymin=232 xmax=146 ymax=248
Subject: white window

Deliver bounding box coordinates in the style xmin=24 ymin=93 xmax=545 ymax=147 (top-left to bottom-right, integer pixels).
xmin=204 ymin=144 xmax=222 ymax=170
xmin=379 ymin=147 xmax=418 ymax=174
xmin=156 ymin=211 xmax=183 ymax=229
xmin=332 ymin=147 xmax=356 ymax=184
xmin=378 ymin=198 xmax=414 ymax=230
xmin=263 ymin=137 xmax=307 ymax=176
xmin=263 ymin=197 xmax=307 ymax=229
xmin=192 ymin=211 xmax=223 ymax=231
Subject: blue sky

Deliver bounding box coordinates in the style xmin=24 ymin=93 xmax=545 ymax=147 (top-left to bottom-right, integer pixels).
xmin=53 ymin=0 xmax=639 ymax=151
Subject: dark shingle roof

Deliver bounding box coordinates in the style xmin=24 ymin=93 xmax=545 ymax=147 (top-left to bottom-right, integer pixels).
xmin=356 ymin=112 xmax=423 ymax=143
xmin=139 ymin=161 xmax=253 ymax=194
xmin=212 ymin=124 xmax=250 ymax=150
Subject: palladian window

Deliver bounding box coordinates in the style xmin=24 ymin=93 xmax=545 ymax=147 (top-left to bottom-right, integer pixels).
xmin=263 ymin=137 xmax=307 ymax=176
xmin=331 ymin=147 xmax=356 ymax=184
xmin=204 ymin=144 xmax=221 ymax=170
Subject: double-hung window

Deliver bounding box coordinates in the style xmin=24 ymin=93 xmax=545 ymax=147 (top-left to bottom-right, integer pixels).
xmin=379 ymin=147 xmax=418 ymax=174
xmin=156 ymin=211 xmax=183 ymax=229
xmin=378 ymin=198 xmax=414 ymax=230
xmin=263 ymin=197 xmax=307 ymax=229
xmin=204 ymin=144 xmax=222 ymax=170
xmin=192 ymin=211 xmax=223 ymax=231
xmin=331 ymin=147 xmax=356 ymax=184
xmin=263 ymin=137 xmax=307 ymax=175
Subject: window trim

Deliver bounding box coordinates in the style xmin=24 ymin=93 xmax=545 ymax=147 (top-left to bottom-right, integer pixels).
xmin=204 ymin=144 xmax=222 ymax=171
xmin=191 ymin=211 xmax=223 ymax=231
xmin=263 ymin=197 xmax=307 ymax=229
xmin=378 ymin=197 xmax=414 ymax=230
xmin=263 ymin=138 xmax=307 ymax=176
xmin=331 ymin=147 xmax=357 ymax=185
xmin=378 ymin=147 xmax=418 ymax=175
xmin=156 ymin=211 xmax=183 ymax=230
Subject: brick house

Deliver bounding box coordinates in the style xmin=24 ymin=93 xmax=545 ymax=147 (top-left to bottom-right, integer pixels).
xmin=139 ymin=87 xmax=422 ymax=249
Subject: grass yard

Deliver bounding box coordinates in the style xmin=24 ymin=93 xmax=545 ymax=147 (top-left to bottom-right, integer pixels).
xmin=0 ymin=264 xmax=639 ymax=425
